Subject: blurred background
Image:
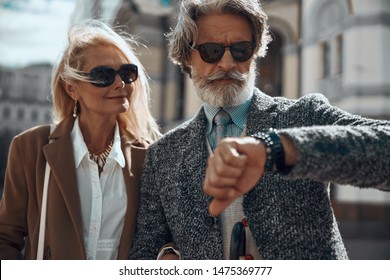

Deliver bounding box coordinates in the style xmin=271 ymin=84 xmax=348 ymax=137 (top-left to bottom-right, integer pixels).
xmin=0 ymin=0 xmax=389 ymax=259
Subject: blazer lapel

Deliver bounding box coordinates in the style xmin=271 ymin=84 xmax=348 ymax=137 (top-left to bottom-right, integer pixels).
xmin=246 ymin=89 xmax=279 ymax=135
xmin=181 ymin=109 xmax=210 ymax=200
xmin=179 ymin=109 xmax=225 ymax=258
xmin=244 ymin=90 xmax=283 ymax=255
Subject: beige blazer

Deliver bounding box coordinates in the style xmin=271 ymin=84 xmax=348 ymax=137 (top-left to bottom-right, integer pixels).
xmin=0 ymin=117 xmax=148 ymax=259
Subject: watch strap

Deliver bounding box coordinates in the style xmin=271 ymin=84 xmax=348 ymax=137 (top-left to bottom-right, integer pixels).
xmin=251 ymin=129 xmax=292 ymax=174
xmin=156 ymin=246 xmax=182 ymax=260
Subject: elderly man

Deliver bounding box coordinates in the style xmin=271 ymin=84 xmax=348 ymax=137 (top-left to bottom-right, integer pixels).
xmin=129 ymin=0 xmax=390 ymax=260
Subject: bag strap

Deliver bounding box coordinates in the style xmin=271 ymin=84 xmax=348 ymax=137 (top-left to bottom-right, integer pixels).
xmin=37 ymin=124 xmax=55 ymax=260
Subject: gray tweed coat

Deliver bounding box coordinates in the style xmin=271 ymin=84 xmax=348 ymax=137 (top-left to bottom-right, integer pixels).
xmin=130 ymin=89 xmax=390 ymax=260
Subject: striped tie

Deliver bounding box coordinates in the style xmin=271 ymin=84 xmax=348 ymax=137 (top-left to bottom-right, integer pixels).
xmin=213 ymin=109 xmax=232 ymax=149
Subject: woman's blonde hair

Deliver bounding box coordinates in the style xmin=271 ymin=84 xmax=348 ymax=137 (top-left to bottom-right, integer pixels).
xmin=51 ymin=19 xmax=160 ymax=141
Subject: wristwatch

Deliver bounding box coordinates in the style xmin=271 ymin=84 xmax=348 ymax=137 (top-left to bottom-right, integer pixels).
xmin=251 ymin=128 xmax=292 ymax=174
xmin=156 ymin=246 xmax=182 ymax=260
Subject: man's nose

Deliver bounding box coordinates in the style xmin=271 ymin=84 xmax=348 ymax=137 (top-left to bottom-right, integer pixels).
xmin=217 ymin=48 xmax=237 ymax=71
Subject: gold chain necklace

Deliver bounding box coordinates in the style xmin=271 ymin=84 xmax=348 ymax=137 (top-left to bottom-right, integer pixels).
xmin=89 ymin=140 xmax=113 ymax=169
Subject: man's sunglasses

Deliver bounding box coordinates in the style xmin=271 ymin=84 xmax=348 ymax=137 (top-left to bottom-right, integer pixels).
xmin=84 ymin=64 xmax=138 ymax=87
xmin=192 ymin=41 xmax=255 ymax=64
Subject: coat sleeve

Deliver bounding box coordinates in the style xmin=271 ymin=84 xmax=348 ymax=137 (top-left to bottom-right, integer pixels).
xmin=0 ymin=136 xmax=29 ymax=259
xmin=279 ymin=93 xmax=390 ymax=190
xmin=129 ymin=145 xmax=173 ymax=259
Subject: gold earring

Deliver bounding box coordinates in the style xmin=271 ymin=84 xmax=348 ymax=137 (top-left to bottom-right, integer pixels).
xmin=73 ymin=100 xmax=78 ymax=118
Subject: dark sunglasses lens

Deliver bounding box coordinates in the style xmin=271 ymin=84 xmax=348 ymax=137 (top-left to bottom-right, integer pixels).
xmin=200 ymin=43 xmax=224 ymax=63
xmin=231 ymin=42 xmax=254 ymax=62
xmin=89 ymin=67 xmax=116 ymax=87
xmin=118 ymin=64 xmax=138 ymax=84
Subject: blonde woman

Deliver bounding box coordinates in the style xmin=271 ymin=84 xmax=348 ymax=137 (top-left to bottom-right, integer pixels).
xmin=0 ymin=20 xmax=160 ymax=259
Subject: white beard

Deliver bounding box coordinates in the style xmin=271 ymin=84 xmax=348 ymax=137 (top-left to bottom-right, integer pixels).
xmin=192 ymin=64 xmax=256 ymax=107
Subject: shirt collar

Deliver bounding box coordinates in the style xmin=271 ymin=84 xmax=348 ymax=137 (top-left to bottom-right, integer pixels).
xmin=204 ymin=95 xmax=253 ymax=134
xmin=71 ymin=118 xmax=125 ymax=168
xmin=108 ymin=123 xmax=125 ymax=168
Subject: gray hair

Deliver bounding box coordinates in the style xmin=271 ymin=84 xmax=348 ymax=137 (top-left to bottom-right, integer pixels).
xmin=167 ymin=0 xmax=272 ymax=75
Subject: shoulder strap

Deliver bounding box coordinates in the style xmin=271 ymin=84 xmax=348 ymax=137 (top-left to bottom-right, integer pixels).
xmin=37 ymin=124 xmax=55 ymax=260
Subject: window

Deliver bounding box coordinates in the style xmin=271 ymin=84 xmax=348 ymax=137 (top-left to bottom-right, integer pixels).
xmin=335 ymin=34 xmax=343 ymax=74
xmin=31 ymin=110 xmax=38 ymax=122
xmin=321 ymin=41 xmax=331 ymax=78
xmin=17 ymin=108 xmax=24 ymax=121
xmin=3 ymin=107 xmax=10 ymax=120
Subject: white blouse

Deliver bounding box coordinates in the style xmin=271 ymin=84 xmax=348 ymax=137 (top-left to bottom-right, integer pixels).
xmin=71 ymin=118 xmax=126 ymax=260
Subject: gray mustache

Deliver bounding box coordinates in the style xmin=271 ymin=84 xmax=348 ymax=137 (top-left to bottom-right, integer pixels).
xmin=206 ymin=71 xmax=247 ymax=82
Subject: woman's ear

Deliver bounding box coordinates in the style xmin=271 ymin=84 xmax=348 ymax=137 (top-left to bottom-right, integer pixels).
xmin=64 ymin=82 xmax=78 ymax=100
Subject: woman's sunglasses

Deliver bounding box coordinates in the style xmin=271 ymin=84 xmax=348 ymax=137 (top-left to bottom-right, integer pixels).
xmin=193 ymin=41 xmax=255 ymax=64
xmin=84 ymin=63 xmax=138 ymax=87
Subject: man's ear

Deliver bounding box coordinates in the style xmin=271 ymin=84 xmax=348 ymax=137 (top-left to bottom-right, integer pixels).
xmin=183 ymin=60 xmax=192 ymax=78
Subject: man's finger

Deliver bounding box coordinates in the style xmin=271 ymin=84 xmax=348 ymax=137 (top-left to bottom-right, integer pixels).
xmin=204 ymin=182 xmax=238 ymax=200
xmin=208 ymin=198 xmax=236 ymax=217
xmin=216 ymin=140 xmax=247 ymax=168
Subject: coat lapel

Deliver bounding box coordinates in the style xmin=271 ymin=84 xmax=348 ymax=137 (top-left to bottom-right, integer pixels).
xmin=42 ymin=118 xmax=147 ymax=259
xmin=117 ymin=129 xmax=147 ymax=259
xmin=42 ymin=117 xmax=85 ymax=258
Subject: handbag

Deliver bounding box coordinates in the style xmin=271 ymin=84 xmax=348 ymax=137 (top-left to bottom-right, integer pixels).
xmin=37 ymin=124 xmax=55 ymax=260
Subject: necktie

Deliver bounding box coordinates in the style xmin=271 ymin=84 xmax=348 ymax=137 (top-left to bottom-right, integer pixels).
xmin=212 ymin=110 xmax=262 ymax=259
xmin=213 ymin=109 xmax=232 ymax=149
